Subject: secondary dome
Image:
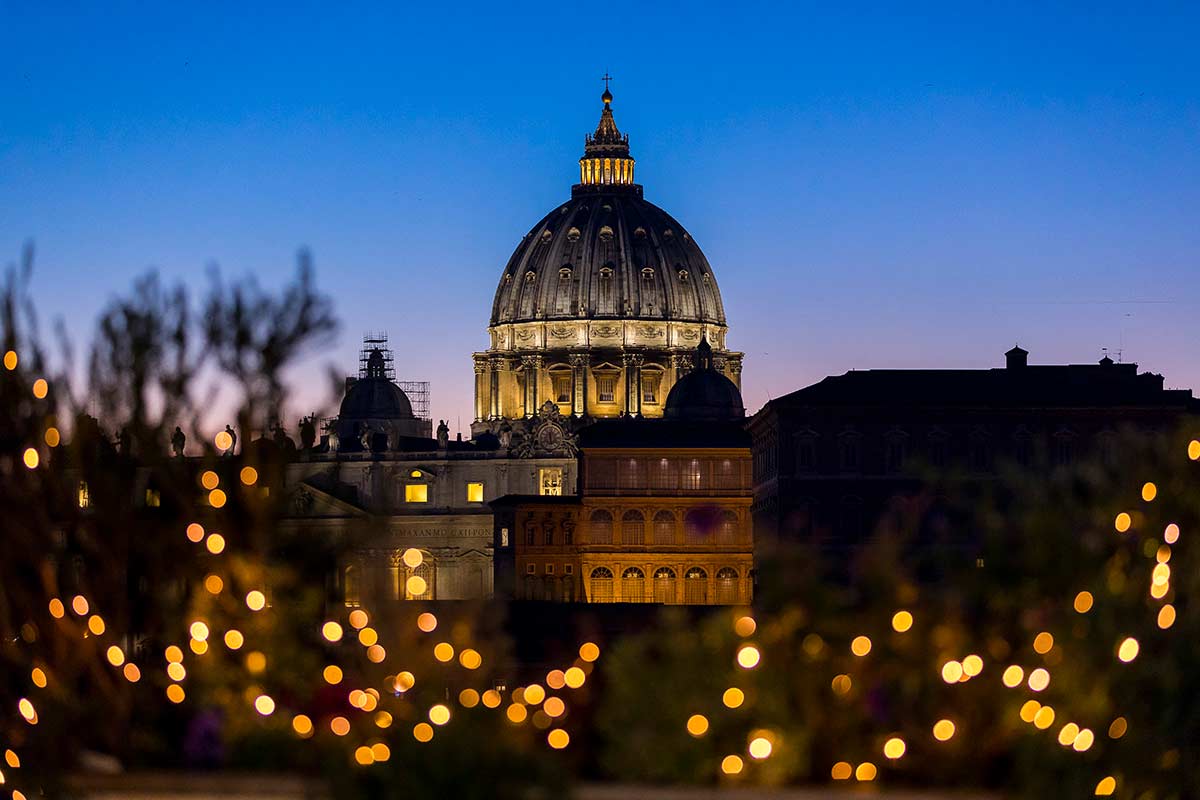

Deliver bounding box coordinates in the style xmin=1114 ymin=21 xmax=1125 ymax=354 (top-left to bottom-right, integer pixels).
xmin=339 ymin=349 xmax=415 ymax=420
xmin=489 ymin=88 xmax=726 ymax=328
xmin=665 ymin=339 xmax=745 ymax=422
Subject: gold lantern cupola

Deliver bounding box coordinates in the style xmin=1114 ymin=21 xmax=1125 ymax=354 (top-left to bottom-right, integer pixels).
xmin=576 ymin=77 xmax=637 ymax=193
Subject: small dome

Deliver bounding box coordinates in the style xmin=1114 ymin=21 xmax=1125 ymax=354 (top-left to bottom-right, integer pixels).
xmin=339 ymin=376 xmax=414 ymax=420
xmin=664 ymin=339 xmax=744 ymax=422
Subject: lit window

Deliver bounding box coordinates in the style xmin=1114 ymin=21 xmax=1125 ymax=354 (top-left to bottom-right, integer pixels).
xmin=145 ymin=489 xmax=161 ymax=508
xmin=642 ymin=374 xmax=660 ymax=404
xmin=540 ymin=468 xmax=563 ymax=496
xmin=553 ymin=375 xmax=572 ymax=404
xmin=597 ymin=375 xmax=616 ymax=403
xmin=467 ymin=482 xmax=484 ymax=503
xmin=78 ymin=481 xmax=90 ymax=509
xmin=409 ymin=470 xmax=422 ymax=478
xmin=405 ymin=484 xmax=428 ymax=503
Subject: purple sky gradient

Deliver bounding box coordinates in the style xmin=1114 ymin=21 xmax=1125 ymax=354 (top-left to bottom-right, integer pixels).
xmin=3 ymin=3 xmax=1198 ymax=435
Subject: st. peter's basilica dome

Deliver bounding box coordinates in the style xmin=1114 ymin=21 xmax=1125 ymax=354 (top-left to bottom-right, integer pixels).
xmin=472 ymin=86 xmax=742 ymax=430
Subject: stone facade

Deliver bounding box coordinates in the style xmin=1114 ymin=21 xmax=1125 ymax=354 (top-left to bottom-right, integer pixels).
xmin=492 ymin=420 xmax=754 ymax=605
xmin=280 ymin=445 xmax=577 ymax=604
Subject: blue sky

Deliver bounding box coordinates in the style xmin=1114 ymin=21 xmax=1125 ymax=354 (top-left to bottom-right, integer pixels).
xmin=2 ymin=2 xmax=1198 ymax=432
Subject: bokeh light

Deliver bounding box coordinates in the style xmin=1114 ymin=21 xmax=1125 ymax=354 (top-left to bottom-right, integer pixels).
xmin=737 ymin=644 xmax=761 ymax=668
xmin=1117 ymin=637 xmax=1139 ymax=662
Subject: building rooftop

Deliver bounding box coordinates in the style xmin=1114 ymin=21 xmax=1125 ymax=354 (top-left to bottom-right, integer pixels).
xmin=766 ymin=354 xmax=1197 ymax=411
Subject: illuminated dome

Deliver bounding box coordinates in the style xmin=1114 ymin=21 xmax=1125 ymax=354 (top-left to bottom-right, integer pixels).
xmin=490 ymin=88 xmax=725 ymax=327
xmin=473 ymin=84 xmax=743 ymax=432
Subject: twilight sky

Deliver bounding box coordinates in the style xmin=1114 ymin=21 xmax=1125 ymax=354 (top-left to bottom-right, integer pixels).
xmin=3 ymin=2 xmax=1198 ymax=435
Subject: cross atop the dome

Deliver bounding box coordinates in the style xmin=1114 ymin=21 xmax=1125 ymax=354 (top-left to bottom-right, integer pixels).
xmin=602 ymin=71 xmax=612 ymax=91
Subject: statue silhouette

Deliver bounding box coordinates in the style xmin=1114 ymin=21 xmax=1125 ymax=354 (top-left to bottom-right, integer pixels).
xmin=171 ymin=426 xmax=186 ymax=458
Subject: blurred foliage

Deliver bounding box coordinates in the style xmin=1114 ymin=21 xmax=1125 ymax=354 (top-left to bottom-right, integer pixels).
xmin=598 ymin=427 xmax=1200 ymax=798
xmin=0 ymin=247 xmax=566 ymax=798
xmin=4 ymin=243 xmax=1198 ymax=798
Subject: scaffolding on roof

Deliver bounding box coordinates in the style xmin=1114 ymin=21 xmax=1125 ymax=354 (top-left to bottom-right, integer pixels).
xmin=359 ymin=332 xmax=394 ymax=380
xmin=398 ymin=380 xmax=431 ymax=422
xmin=355 ymin=332 xmax=431 ymax=422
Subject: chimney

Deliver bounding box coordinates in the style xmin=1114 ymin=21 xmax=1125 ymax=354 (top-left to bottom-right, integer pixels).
xmin=1005 ymin=345 xmax=1028 ymax=369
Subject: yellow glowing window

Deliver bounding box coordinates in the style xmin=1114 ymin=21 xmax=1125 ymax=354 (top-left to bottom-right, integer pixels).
xmin=467 ymin=482 xmax=484 ymax=503
xmin=405 ymin=484 xmax=428 ymax=503
xmin=78 ymin=481 xmax=90 ymax=508
xmin=409 ymin=470 xmax=422 ymax=478
xmin=145 ymin=489 xmax=161 ymax=508
xmin=540 ymin=468 xmax=563 ymax=496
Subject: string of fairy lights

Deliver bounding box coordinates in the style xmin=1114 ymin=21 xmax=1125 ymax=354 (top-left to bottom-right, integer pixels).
xmin=2 ymin=347 xmax=1197 ymax=798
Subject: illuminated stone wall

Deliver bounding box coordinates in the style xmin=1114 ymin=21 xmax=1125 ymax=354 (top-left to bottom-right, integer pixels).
xmin=280 ymin=452 xmax=577 ymax=603
xmin=472 ymin=320 xmax=743 ymax=430
xmin=497 ymin=446 xmax=755 ymax=605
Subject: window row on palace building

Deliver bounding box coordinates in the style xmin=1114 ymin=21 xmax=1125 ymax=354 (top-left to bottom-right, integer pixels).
xmin=521 ymin=563 xmax=750 ymax=605
xmin=585 ymin=455 xmax=749 ymax=493
xmin=519 ymin=507 xmax=748 ymax=547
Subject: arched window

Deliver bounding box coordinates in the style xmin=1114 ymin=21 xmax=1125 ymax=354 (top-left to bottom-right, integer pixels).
xmin=653 ymin=510 xmax=675 ymax=545
xmin=589 ymin=567 xmax=614 ymax=603
xmin=684 ymin=567 xmax=708 ymax=604
xmin=404 ymin=554 xmax=435 ymax=600
xmin=590 ymin=510 xmax=613 ymax=544
xmin=717 ymin=510 xmax=739 ymax=544
xmin=343 ymin=565 xmax=360 ymax=608
xmin=621 ymin=567 xmax=646 ymax=603
xmin=684 ymin=510 xmax=709 ymax=544
xmin=715 ymin=567 xmax=739 ymax=604
xmin=621 ymin=510 xmax=645 ymax=545
xmin=682 ymin=459 xmax=703 ymax=490
xmin=653 ymin=567 xmax=676 ymax=603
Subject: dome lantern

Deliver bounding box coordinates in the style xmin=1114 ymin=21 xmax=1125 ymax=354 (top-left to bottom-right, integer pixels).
xmin=578 ymin=79 xmax=636 ymax=192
